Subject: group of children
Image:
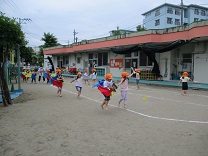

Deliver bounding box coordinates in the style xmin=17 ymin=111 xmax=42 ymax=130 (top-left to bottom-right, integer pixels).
xmin=21 ymin=66 xmax=50 ymax=84
xmin=67 ymin=67 xmax=193 ymax=111
xmin=67 ymin=68 xmax=141 ymax=110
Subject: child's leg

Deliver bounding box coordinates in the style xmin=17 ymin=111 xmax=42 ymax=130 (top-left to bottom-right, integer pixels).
xmin=59 ymin=88 xmax=62 ymax=96
xmin=123 ymin=91 xmax=128 ymax=108
xmin=38 ymin=76 xmax=41 ymax=82
xmin=78 ymin=90 xmax=81 ymax=97
xmin=105 ymin=101 xmax=109 ymax=110
xmin=118 ymin=91 xmax=124 ymax=107
xmin=101 ymin=100 xmax=105 ymax=109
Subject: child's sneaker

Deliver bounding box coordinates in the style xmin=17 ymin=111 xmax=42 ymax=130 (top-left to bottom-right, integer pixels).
xmin=123 ymin=105 xmax=127 ymax=109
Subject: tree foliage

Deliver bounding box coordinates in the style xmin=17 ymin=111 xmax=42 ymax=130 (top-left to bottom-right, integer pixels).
xmin=136 ymin=25 xmax=146 ymax=31
xmin=111 ymin=26 xmax=121 ymax=36
xmin=41 ymin=32 xmax=60 ymax=48
xmin=20 ymin=46 xmax=34 ymax=63
xmin=38 ymin=32 xmax=60 ymax=65
xmin=0 ymin=12 xmax=25 ymax=106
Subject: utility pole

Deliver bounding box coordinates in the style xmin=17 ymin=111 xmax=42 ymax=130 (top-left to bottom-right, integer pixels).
xmin=16 ymin=18 xmax=31 ymax=90
xmin=73 ymin=29 xmax=78 ymax=43
xmin=181 ymin=0 xmax=183 ymax=26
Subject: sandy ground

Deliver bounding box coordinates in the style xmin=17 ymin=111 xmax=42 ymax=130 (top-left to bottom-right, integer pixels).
xmin=0 ymin=77 xmax=208 ymax=156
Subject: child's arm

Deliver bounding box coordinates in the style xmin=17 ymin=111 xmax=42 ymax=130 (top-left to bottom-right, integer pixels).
xmin=127 ymin=72 xmax=134 ymax=78
xmin=71 ymin=79 xmax=75 ymax=83
xmin=178 ymin=79 xmax=181 ymax=84
xmin=131 ymin=67 xmax=136 ymax=74
xmin=118 ymin=79 xmax=123 ymax=86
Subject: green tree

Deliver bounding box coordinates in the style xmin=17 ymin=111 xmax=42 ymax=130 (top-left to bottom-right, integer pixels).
xmin=0 ymin=12 xmax=25 ymax=106
xmin=20 ymin=46 xmax=34 ymax=63
xmin=38 ymin=32 xmax=60 ymax=65
xmin=41 ymin=32 xmax=60 ymax=48
xmin=136 ymin=25 xmax=146 ymax=31
xmin=111 ymin=26 xmax=121 ymax=36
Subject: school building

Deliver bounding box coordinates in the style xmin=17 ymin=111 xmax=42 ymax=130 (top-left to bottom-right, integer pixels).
xmin=43 ymin=20 xmax=208 ymax=84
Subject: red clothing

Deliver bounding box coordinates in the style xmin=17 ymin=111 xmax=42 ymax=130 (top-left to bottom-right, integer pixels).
xmin=98 ymin=86 xmax=113 ymax=97
xmin=53 ymin=80 xmax=63 ymax=88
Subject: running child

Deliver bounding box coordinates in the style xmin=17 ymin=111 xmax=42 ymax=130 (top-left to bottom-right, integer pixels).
xmin=117 ymin=71 xmax=134 ymax=109
xmin=31 ymin=69 xmax=37 ymax=84
xmin=91 ymin=69 xmax=97 ymax=85
xmin=56 ymin=71 xmax=64 ymax=97
xmin=71 ymin=72 xmax=83 ymax=98
xmin=83 ymin=69 xmax=90 ymax=85
xmin=178 ymin=72 xmax=192 ymax=96
xmin=100 ymin=73 xmax=114 ymax=111
xmin=135 ymin=68 xmax=140 ymax=89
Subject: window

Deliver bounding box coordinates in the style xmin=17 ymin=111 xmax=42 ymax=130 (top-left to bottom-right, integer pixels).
xmin=167 ymin=7 xmax=173 ymax=14
xmin=155 ymin=19 xmax=160 ymax=26
xmin=125 ymin=53 xmax=131 ymax=57
xmin=183 ymin=54 xmax=192 ymax=63
xmin=167 ymin=17 xmax=172 ymax=24
xmin=155 ymin=10 xmax=160 ymax=16
xmin=124 ymin=52 xmax=138 ymax=68
xmin=175 ymin=19 xmax=180 ymax=25
xmin=125 ymin=59 xmax=131 ymax=68
xmin=139 ymin=51 xmax=147 ymax=66
xmin=124 ymin=59 xmax=138 ymax=68
xmin=201 ymin=10 xmax=206 ymax=16
xmin=175 ymin=9 xmax=180 ymax=15
xmin=194 ymin=18 xmax=199 ymax=22
xmin=98 ymin=52 xmax=108 ymax=66
xmin=194 ymin=9 xmax=199 ymax=15
xmin=89 ymin=53 xmax=93 ymax=59
xmin=134 ymin=52 xmax=138 ymax=57
xmin=77 ymin=57 xmax=81 ymax=64
xmin=139 ymin=51 xmax=154 ymax=66
xmin=145 ymin=13 xmax=151 ymax=18
xmin=63 ymin=56 xmax=69 ymax=65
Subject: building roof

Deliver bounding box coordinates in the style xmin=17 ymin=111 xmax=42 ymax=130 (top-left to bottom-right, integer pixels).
xmin=142 ymin=3 xmax=208 ymax=15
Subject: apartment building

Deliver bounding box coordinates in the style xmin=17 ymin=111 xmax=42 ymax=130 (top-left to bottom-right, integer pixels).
xmin=142 ymin=3 xmax=208 ymax=29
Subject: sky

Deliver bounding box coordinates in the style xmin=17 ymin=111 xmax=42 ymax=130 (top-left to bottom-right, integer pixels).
xmin=1 ymin=0 xmax=207 ymax=47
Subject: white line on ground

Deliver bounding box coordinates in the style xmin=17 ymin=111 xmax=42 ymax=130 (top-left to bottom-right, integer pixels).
xmin=57 ymin=87 xmax=208 ymax=124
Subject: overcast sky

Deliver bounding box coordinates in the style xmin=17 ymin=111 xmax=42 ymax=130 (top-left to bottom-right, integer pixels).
xmin=1 ymin=0 xmax=207 ymax=47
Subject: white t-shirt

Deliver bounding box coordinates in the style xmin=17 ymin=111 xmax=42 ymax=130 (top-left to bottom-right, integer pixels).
xmin=136 ymin=73 xmax=140 ymax=80
xmin=75 ymin=77 xmax=83 ymax=87
xmin=180 ymin=76 xmax=190 ymax=82
xmin=92 ymin=72 xmax=97 ymax=79
xmin=103 ymin=80 xmax=113 ymax=89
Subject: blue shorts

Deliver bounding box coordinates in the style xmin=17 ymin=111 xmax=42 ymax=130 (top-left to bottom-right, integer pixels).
xmin=136 ymin=79 xmax=140 ymax=84
xmin=76 ymin=86 xmax=82 ymax=92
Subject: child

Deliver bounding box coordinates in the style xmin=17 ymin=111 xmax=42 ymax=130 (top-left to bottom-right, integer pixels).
xmin=38 ymin=66 xmax=45 ymax=82
xmin=25 ymin=68 xmax=31 ymax=83
xmin=56 ymin=71 xmax=64 ymax=97
xmin=135 ymin=68 xmax=140 ymax=89
xmin=21 ymin=69 xmax=27 ymax=82
xmin=178 ymin=72 xmax=192 ymax=96
xmin=71 ymin=72 xmax=83 ymax=98
xmin=117 ymin=71 xmax=134 ymax=109
xmin=100 ymin=73 xmax=114 ymax=111
xmin=83 ymin=69 xmax=90 ymax=85
xmin=91 ymin=69 xmax=97 ymax=85
xmin=31 ymin=69 xmax=37 ymax=83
